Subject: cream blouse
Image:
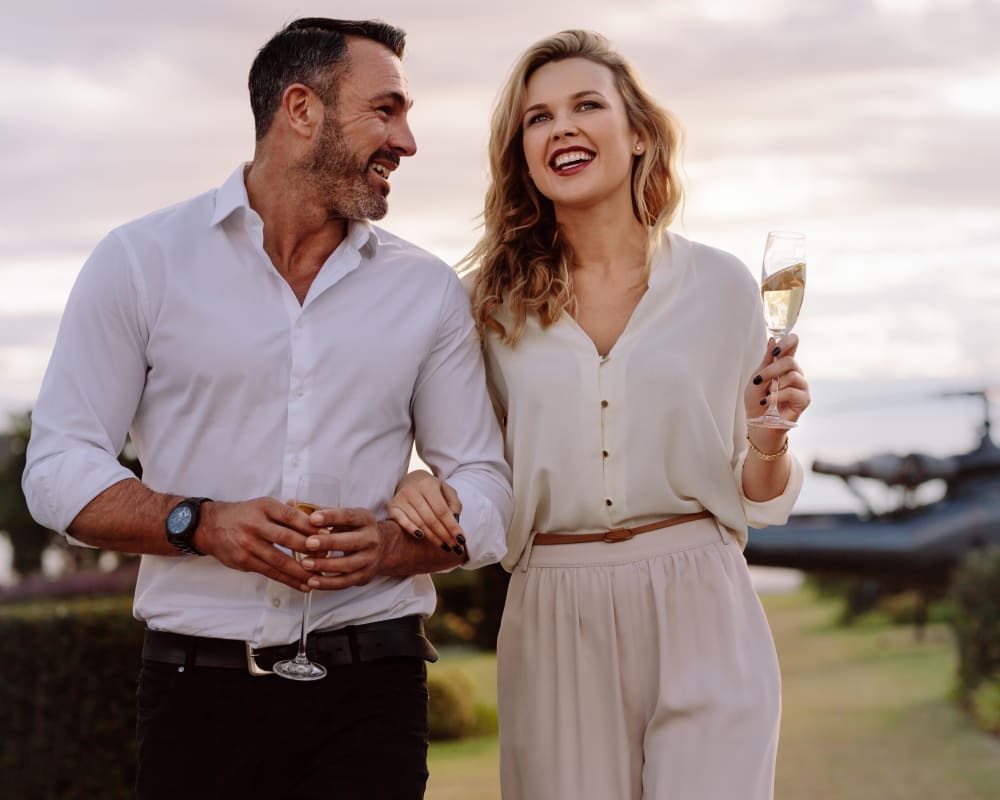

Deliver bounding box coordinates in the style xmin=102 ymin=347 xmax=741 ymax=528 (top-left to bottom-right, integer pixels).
xmin=476 ymin=232 xmax=804 ymax=572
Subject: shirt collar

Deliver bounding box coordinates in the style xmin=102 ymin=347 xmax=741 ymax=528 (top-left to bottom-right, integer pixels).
xmin=347 ymin=218 xmax=380 ymax=259
xmin=211 ymin=163 xmax=380 ymax=258
xmin=210 ymin=164 xmax=251 ymax=227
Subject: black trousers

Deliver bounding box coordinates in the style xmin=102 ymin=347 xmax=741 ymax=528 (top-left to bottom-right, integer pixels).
xmin=135 ymin=655 xmax=430 ymax=800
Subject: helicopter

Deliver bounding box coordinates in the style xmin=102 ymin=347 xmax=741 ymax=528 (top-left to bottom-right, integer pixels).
xmin=743 ymin=390 xmax=1000 ymax=600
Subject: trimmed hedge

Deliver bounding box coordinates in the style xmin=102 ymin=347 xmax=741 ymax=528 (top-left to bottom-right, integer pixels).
xmin=0 ymin=595 xmax=493 ymax=798
xmin=0 ymin=596 xmax=143 ymax=800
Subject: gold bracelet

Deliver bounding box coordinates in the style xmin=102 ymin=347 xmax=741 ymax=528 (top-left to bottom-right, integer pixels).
xmin=746 ymin=432 xmax=789 ymax=462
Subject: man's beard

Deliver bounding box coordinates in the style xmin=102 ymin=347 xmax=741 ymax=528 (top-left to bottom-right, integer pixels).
xmin=307 ymin=119 xmax=389 ymax=221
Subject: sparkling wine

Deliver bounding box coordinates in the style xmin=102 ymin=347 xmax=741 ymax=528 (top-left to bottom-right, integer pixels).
xmin=761 ymin=261 xmax=806 ymax=336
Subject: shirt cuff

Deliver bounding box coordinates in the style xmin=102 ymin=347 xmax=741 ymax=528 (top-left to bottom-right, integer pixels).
xmin=738 ymin=449 xmax=805 ymax=528
xmin=446 ymin=484 xmax=508 ymax=571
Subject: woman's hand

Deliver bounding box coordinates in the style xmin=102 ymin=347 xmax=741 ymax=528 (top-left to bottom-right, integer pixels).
xmin=744 ymin=333 xmax=811 ymax=438
xmin=387 ymin=470 xmax=466 ymax=556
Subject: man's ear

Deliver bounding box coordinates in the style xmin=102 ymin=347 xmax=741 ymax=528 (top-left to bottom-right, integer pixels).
xmin=280 ymin=83 xmax=323 ymax=139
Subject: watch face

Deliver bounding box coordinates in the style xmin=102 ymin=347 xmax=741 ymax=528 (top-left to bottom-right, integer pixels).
xmin=167 ymin=504 xmax=194 ymax=535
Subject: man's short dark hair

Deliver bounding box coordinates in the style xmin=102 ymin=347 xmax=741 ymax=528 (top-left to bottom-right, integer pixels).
xmin=249 ymin=18 xmax=406 ymax=141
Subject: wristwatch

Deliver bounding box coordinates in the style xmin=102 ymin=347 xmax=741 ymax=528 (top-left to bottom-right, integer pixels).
xmin=165 ymin=497 xmax=212 ymax=556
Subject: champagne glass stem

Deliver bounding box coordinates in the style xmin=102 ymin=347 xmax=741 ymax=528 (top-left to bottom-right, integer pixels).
xmin=765 ymin=379 xmax=781 ymax=419
xmin=765 ymin=342 xmax=782 ymax=418
xmin=293 ymin=589 xmax=313 ymax=663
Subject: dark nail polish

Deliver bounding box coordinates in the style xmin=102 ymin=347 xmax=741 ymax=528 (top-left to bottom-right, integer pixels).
xmin=453 ymin=545 xmax=464 ymax=556
xmin=772 ymin=347 xmax=781 ymax=357
xmin=453 ymin=513 xmax=461 ymax=522
xmin=414 ymin=529 xmax=424 ymax=539
xmin=752 ymin=375 xmax=763 ymax=386
xmin=457 ymin=534 xmax=466 ymax=546
xmin=440 ymin=543 xmax=452 ymax=553
xmin=760 ymin=399 xmax=767 ymax=406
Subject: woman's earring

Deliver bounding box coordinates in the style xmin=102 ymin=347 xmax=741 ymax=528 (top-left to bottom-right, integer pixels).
xmin=634 ymin=143 xmax=643 ymax=153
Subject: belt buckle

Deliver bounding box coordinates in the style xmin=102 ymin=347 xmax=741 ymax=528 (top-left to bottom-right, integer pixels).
xmin=245 ymin=643 xmax=274 ymax=676
xmin=603 ymin=527 xmax=634 ymax=543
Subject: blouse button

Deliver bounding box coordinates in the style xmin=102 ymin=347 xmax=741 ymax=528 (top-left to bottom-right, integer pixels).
xmin=600 ymin=400 xmax=609 ymax=408
xmin=602 ymin=450 xmax=609 ymax=458
xmin=605 ymin=498 xmax=613 ymax=507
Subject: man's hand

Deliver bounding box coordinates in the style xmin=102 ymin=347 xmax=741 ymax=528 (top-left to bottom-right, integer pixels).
xmin=292 ymin=507 xmax=387 ymax=590
xmin=195 ymin=498 xmax=324 ymax=591
xmin=302 ymin=506 xmax=467 ymax=587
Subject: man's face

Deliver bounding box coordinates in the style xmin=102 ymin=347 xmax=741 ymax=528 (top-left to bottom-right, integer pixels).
xmin=308 ymin=37 xmax=416 ymax=221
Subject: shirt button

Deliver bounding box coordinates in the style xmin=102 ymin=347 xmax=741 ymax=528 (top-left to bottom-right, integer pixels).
xmin=602 ymin=450 xmax=609 ymax=458
xmin=296 ymin=388 xmax=305 ymax=398
xmin=295 ymin=319 xmax=304 ymax=329
xmin=291 ymin=456 xmax=300 ymax=467
xmin=272 ymin=597 xmax=281 ymax=608
xmin=606 ymin=498 xmax=613 ymax=507
xmin=601 ymin=400 xmax=609 ymax=408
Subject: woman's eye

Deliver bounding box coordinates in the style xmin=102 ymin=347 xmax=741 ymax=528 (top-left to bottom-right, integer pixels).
xmin=527 ymin=113 xmax=551 ymax=126
xmin=578 ymin=101 xmax=600 ymax=111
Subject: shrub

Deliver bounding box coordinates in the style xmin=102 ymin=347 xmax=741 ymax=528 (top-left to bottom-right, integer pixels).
xmin=473 ymin=700 xmax=500 ymax=736
xmin=427 ymin=665 xmax=477 ymax=740
xmin=970 ymin=675 xmax=1000 ymax=735
xmin=950 ymin=546 xmax=1000 ymax=698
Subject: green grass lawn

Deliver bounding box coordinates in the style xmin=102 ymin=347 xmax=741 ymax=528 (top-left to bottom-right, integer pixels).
xmin=767 ymin=591 xmax=1000 ymax=800
xmin=426 ymin=589 xmax=1000 ymax=800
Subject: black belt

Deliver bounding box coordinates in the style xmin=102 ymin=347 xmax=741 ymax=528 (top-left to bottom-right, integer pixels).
xmin=142 ymin=615 xmax=438 ymax=676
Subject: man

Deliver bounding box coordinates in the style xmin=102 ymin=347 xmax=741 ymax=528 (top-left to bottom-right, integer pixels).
xmin=22 ymin=18 xmax=511 ymax=800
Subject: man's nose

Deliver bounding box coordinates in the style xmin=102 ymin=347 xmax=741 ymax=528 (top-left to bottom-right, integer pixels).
xmin=391 ymin=117 xmax=417 ymax=157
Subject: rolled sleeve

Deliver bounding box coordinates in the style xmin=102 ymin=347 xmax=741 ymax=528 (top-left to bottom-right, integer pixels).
xmin=22 ymin=231 xmax=148 ymax=538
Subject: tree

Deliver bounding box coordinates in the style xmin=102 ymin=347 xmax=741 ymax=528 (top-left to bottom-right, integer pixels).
xmin=0 ymin=413 xmax=53 ymax=576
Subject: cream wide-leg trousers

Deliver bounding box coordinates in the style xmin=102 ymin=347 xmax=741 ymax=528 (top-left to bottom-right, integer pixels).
xmin=497 ymin=517 xmax=781 ymax=800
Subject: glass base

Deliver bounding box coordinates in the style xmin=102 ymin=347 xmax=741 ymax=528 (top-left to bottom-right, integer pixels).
xmin=748 ymin=413 xmax=797 ymax=430
xmin=273 ymin=657 xmax=327 ymax=681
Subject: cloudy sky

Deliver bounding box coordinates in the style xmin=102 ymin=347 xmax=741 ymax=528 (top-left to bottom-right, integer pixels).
xmin=1 ymin=0 xmax=998 ymax=422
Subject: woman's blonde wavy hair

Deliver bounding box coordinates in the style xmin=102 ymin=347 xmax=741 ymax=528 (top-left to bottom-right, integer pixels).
xmin=463 ymin=30 xmax=684 ymax=345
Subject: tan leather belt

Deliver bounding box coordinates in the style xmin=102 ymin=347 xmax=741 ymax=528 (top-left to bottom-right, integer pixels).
xmin=532 ymin=510 xmax=714 ymax=546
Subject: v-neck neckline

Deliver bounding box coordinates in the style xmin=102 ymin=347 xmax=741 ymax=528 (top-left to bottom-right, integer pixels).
xmin=563 ymin=235 xmax=674 ymax=359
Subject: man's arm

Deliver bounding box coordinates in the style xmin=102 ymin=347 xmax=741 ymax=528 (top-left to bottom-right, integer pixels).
xmin=21 ymin=232 xmax=322 ymax=591
xmin=406 ymin=271 xmax=512 ymax=570
xmin=69 ymin=477 xmax=325 ymax=591
xmin=301 ymin=269 xmax=511 ymax=588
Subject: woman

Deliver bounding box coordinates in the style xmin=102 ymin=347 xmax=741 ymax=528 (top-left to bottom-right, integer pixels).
xmin=390 ymin=30 xmax=810 ymax=800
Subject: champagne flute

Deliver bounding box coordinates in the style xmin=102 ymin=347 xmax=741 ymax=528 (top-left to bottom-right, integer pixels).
xmin=273 ymin=473 xmax=340 ymax=681
xmin=749 ymin=231 xmax=806 ymax=430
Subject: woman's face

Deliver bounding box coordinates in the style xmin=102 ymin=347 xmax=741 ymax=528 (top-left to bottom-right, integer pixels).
xmin=520 ymin=57 xmax=641 ymax=217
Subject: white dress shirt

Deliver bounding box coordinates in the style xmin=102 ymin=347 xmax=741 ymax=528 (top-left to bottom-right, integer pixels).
xmin=479 ymin=232 xmax=804 ymax=571
xmin=23 ymin=165 xmax=512 ymax=646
